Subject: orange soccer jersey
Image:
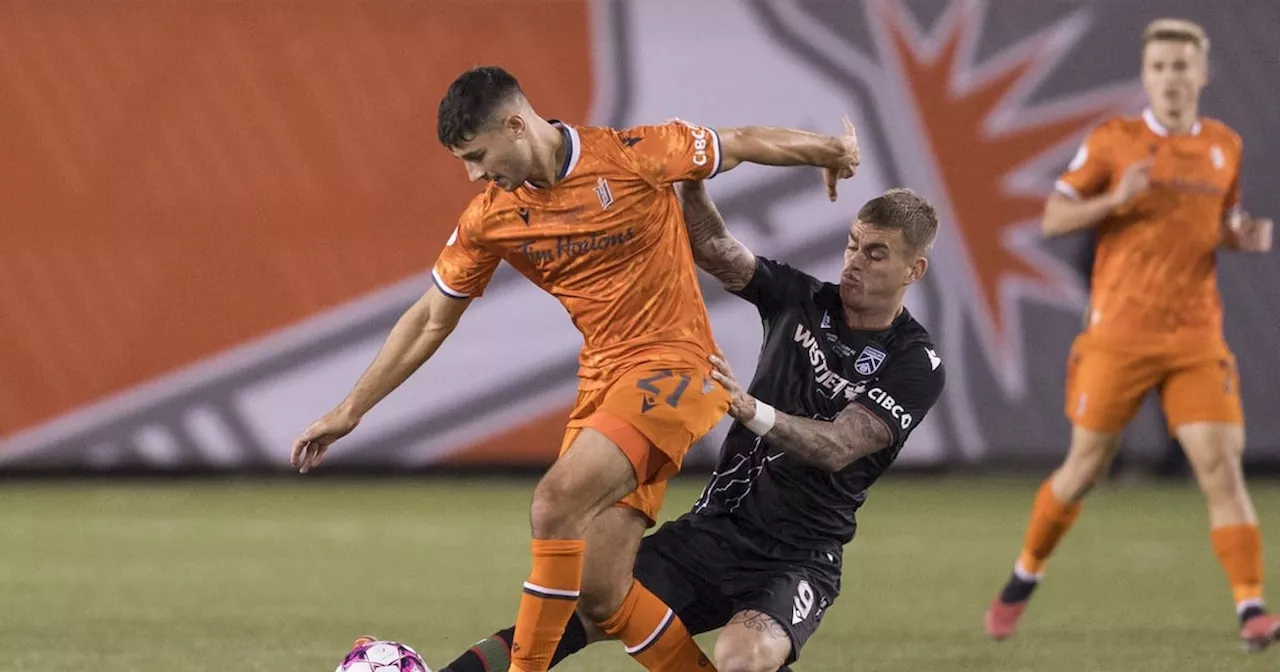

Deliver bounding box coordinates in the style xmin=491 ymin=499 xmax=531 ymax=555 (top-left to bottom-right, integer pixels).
xmin=433 ymin=120 xmax=723 ymax=387
xmin=432 ymin=121 xmax=731 ymax=514
xmin=1056 ymin=109 xmax=1244 ymax=432
xmin=1056 ymin=109 xmax=1241 ymax=339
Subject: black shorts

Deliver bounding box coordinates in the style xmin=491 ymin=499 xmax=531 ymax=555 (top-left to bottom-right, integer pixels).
xmin=633 ymin=514 xmax=841 ymax=665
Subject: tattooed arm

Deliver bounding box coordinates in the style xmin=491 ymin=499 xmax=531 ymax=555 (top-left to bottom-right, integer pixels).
xmin=676 ymin=180 xmax=757 ymax=291
xmin=709 ymin=355 xmax=894 ymax=472
xmin=765 ymin=403 xmax=893 ymax=471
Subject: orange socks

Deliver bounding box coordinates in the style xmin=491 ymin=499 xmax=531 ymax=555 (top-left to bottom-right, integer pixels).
xmin=1016 ymin=479 xmax=1084 ymax=577
xmin=598 ymin=580 xmax=716 ymax=672
xmin=1010 ymin=480 xmax=1266 ymax=616
xmin=509 ymin=539 xmax=585 ymax=672
xmin=1211 ymin=523 xmax=1265 ymax=611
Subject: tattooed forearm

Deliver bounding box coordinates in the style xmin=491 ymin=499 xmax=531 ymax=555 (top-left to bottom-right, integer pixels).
xmin=727 ymin=610 xmax=789 ymax=640
xmin=766 ymin=404 xmax=892 ymax=471
xmin=677 ymin=182 xmax=757 ymax=291
xmin=692 ymin=228 xmax=756 ymax=291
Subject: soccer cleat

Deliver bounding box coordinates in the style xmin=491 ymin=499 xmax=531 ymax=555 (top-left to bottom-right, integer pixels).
xmin=1240 ymin=612 xmax=1280 ymax=652
xmin=985 ymin=598 xmax=1027 ymax=641
xmin=351 ymin=635 xmax=378 ymax=649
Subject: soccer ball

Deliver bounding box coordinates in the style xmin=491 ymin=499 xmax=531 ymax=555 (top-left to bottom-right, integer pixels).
xmin=336 ymin=639 xmax=430 ymax=672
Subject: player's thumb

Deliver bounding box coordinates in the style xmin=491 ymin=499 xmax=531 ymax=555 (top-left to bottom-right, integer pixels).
xmin=826 ymin=173 xmax=838 ymax=202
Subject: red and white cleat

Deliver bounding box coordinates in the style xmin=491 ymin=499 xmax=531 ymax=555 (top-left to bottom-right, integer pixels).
xmin=1241 ymin=612 xmax=1280 ymax=652
xmin=985 ymin=598 xmax=1028 ymax=641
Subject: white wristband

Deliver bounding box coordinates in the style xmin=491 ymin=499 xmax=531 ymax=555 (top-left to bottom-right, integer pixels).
xmin=743 ymin=400 xmax=776 ymax=436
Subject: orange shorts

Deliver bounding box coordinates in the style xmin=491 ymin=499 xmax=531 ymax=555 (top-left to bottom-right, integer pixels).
xmin=560 ymin=363 xmax=730 ymax=525
xmin=1064 ymin=332 xmax=1243 ymax=433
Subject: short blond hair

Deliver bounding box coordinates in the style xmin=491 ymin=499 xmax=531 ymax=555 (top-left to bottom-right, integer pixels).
xmin=1143 ymin=18 xmax=1209 ymax=56
xmin=858 ymin=188 xmax=938 ymax=255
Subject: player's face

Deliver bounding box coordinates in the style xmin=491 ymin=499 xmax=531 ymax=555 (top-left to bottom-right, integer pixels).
xmin=1142 ymin=41 xmax=1207 ymax=120
xmin=449 ymin=116 xmax=535 ymax=192
xmin=840 ymin=221 xmax=926 ymax=309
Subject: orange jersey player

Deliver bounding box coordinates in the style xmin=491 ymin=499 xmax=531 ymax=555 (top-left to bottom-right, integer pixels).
xmin=985 ymin=19 xmax=1278 ymax=651
xmin=292 ymin=66 xmax=860 ymax=672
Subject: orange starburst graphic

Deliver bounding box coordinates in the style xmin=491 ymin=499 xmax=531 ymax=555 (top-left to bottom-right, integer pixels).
xmin=875 ymin=0 xmax=1137 ymax=352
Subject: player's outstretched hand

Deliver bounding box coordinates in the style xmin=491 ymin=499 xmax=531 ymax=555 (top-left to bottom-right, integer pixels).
xmin=824 ymin=116 xmax=861 ymax=202
xmin=1110 ymin=158 xmax=1153 ymax=207
xmin=1229 ymin=212 xmax=1274 ymax=252
xmin=291 ymin=409 xmax=359 ymax=474
xmin=709 ymin=354 xmax=757 ymax=422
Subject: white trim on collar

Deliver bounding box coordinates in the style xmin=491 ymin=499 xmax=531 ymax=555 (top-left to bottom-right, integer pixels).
xmin=524 ymin=122 xmax=582 ymax=190
xmin=561 ymin=123 xmax=582 ymax=178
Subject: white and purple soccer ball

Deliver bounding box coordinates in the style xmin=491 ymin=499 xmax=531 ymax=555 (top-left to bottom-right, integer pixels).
xmin=336 ymin=640 xmax=430 ymax=672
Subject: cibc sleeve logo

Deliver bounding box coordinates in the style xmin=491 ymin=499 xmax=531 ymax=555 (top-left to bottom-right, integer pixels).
xmin=867 ymin=387 xmax=912 ymax=430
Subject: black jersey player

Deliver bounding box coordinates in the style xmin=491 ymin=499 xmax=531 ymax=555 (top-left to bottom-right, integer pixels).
xmin=437 ymin=181 xmax=945 ymax=672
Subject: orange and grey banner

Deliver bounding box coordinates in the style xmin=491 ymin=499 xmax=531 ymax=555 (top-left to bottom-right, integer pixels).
xmin=4 ymin=0 xmax=1280 ymax=470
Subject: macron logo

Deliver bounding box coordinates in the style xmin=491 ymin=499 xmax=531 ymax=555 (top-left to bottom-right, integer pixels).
xmin=926 ymin=348 xmax=941 ymax=371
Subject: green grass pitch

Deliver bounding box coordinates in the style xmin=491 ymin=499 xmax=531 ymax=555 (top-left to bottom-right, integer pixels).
xmin=2 ymin=475 xmax=1278 ymax=671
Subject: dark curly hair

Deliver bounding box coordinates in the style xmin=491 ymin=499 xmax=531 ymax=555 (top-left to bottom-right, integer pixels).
xmin=436 ymin=66 xmax=525 ymax=148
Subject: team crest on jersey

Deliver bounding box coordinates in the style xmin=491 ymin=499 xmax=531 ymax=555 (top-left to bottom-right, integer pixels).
xmin=854 ymin=345 xmax=886 ymax=376
xmin=594 ymin=177 xmax=614 ymax=210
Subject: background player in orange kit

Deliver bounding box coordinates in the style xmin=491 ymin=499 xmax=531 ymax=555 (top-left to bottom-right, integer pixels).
xmin=984 ymin=19 xmax=1278 ymax=651
xmin=291 ymin=66 xmax=860 ymax=672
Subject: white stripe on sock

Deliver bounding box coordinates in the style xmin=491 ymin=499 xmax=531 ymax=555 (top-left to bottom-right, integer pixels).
xmin=522 ymin=581 xmax=580 ymax=598
xmin=1237 ymin=598 xmax=1265 ymax=615
xmin=1014 ymin=560 xmax=1043 ymax=583
xmin=624 ymin=608 xmax=674 ymax=655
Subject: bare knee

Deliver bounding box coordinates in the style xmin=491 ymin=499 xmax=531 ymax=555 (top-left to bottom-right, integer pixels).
xmin=576 ymin=573 xmax=630 ymax=624
xmin=1193 ymin=447 xmax=1237 ymax=490
xmin=714 ymin=642 xmax=787 ymax=672
xmin=1177 ymin=424 xmax=1254 ymax=525
xmin=1052 ymin=427 xmax=1120 ymax=502
xmin=575 ymin=613 xmax=614 ymax=645
xmin=1050 ymin=466 xmax=1099 ymax=504
xmin=578 ymin=507 xmax=647 ymax=623
xmin=1181 ymin=426 xmax=1246 ymax=500
xmin=715 ymin=612 xmax=792 ymax=672
xmin=530 ymin=477 xmax=591 ymax=539
xmin=530 ymin=429 xmax=640 ymax=540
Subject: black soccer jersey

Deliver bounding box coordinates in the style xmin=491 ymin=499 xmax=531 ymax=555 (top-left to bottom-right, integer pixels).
xmin=688 ymin=256 xmax=945 ymax=558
